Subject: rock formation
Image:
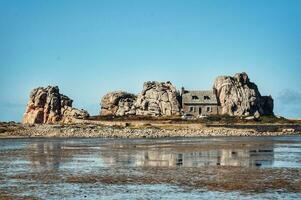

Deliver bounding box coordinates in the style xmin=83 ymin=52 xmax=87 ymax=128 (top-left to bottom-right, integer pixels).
xmin=213 ymin=72 xmax=274 ymax=116
xmin=100 ymin=73 xmax=273 ymax=117
xmin=100 ymin=81 xmax=181 ymax=117
xmin=134 ymin=81 xmax=181 ymax=116
xmin=100 ymin=91 xmax=136 ymax=116
xmin=23 ymin=86 xmax=89 ymax=124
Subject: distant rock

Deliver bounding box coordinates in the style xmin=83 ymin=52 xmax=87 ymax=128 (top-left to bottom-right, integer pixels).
xmin=100 ymin=91 xmax=136 ymax=116
xmin=134 ymin=81 xmax=181 ymax=116
xmin=100 ymin=81 xmax=181 ymax=117
xmin=23 ymin=86 xmax=89 ymax=124
xmin=213 ymin=72 xmax=274 ymax=116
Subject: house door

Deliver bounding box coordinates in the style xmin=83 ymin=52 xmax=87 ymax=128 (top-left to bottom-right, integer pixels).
xmin=198 ymin=107 xmax=202 ymax=115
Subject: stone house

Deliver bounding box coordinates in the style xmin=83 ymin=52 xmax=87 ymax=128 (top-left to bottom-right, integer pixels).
xmin=181 ymin=87 xmax=220 ymax=116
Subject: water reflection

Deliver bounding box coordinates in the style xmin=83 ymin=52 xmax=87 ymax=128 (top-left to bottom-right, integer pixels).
xmin=25 ymin=139 xmax=277 ymax=170
xmin=1 ymin=137 xmax=301 ymax=200
xmin=100 ymin=143 xmax=274 ymax=168
xmin=27 ymin=142 xmax=66 ymax=170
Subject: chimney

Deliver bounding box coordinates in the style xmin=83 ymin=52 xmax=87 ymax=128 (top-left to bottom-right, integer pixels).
xmin=213 ymin=88 xmax=217 ymax=96
xmin=181 ymin=87 xmax=185 ymax=96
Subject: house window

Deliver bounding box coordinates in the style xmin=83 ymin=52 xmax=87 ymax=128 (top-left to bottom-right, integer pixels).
xmin=192 ymin=96 xmax=199 ymax=100
xmin=189 ymin=106 xmax=194 ymax=112
xmin=207 ymin=107 xmax=211 ymax=112
xmin=204 ymin=96 xmax=210 ymax=100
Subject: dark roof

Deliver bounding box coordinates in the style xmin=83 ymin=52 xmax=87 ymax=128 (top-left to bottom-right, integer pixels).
xmin=182 ymin=90 xmax=218 ymax=105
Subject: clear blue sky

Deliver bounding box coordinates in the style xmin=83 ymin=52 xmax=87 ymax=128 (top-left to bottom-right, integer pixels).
xmin=1 ymin=0 xmax=301 ymax=121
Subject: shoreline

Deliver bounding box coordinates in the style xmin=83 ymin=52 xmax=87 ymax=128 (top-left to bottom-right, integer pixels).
xmin=1 ymin=121 xmax=301 ymax=139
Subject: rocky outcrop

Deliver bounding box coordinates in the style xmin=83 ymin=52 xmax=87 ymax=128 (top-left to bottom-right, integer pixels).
xmin=100 ymin=91 xmax=136 ymax=116
xmin=100 ymin=74 xmax=273 ymax=117
xmin=23 ymin=86 xmax=89 ymax=124
xmin=134 ymin=81 xmax=181 ymax=116
xmin=100 ymin=81 xmax=181 ymax=117
xmin=213 ymin=72 xmax=273 ymax=116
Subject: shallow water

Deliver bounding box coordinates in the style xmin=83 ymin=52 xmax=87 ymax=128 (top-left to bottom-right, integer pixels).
xmin=0 ymin=136 xmax=301 ymax=199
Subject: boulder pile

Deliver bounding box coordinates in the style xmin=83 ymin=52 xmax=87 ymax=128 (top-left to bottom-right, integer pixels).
xmin=100 ymin=91 xmax=136 ymax=116
xmin=101 ymin=73 xmax=273 ymax=118
xmin=100 ymin=81 xmax=181 ymax=117
xmin=213 ymin=72 xmax=274 ymax=116
xmin=134 ymin=81 xmax=181 ymax=116
xmin=23 ymin=86 xmax=89 ymax=124
xmin=22 ymin=72 xmax=274 ymax=124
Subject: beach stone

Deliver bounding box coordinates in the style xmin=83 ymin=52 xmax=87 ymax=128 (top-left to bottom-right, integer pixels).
xmin=245 ymin=116 xmax=255 ymax=120
xmin=282 ymin=128 xmax=295 ymax=133
xmin=213 ymin=72 xmax=274 ymax=116
xmin=23 ymin=86 xmax=89 ymax=124
xmin=100 ymin=91 xmax=137 ymax=116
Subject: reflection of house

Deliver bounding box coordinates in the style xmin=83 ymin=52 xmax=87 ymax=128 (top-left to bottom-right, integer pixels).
xmin=136 ymin=151 xmax=176 ymax=167
xmin=181 ymin=87 xmax=220 ymax=117
xmin=100 ymin=144 xmax=274 ymax=168
xmin=220 ymin=148 xmax=274 ymax=167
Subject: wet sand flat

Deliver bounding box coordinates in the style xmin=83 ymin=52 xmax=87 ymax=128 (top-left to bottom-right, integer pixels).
xmin=0 ymin=136 xmax=301 ymax=199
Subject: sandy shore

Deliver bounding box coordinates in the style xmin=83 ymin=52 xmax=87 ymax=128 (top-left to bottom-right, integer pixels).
xmin=1 ymin=121 xmax=301 ymax=138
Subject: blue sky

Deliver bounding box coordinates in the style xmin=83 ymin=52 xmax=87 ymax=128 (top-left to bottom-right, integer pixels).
xmin=0 ymin=0 xmax=301 ymax=121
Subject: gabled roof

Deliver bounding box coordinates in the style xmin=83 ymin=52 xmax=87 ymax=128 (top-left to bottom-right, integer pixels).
xmin=182 ymin=90 xmax=218 ymax=105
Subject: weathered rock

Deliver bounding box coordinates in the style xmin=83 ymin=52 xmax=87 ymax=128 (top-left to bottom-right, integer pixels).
xmin=134 ymin=81 xmax=181 ymax=116
xmin=100 ymin=81 xmax=181 ymax=117
xmin=23 ymin=86 xmax=89 ymax=124
xmin=100 ymin=91 xmax=136 ymax=116
xmin=213 ymin=72 xmax=274 ymax=116
xmin=61 ymin=106 xmax=89 ymax=123
xmin=245 ymin=116 xmax=255 ymax=120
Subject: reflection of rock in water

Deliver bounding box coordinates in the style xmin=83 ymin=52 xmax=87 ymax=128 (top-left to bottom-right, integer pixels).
xmin=100 ymin=143 xmax=274 ymax=168
xmin=27 ymin=142 xmax=64 ymax=170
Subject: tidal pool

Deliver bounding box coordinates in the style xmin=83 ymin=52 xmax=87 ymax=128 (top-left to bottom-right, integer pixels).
xmin=0 ymin=136 xmax=301 ymax=199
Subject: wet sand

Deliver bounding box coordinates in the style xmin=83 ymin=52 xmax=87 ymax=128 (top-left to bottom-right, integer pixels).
xmin=1 ymin=136 xmax=301 ymax=199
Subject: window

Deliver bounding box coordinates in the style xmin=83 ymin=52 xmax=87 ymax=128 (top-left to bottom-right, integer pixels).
xmin=189 ymin=106 xmax=194 ymax=112
xmin=207 ymin=107 xmax=211 ymax=112
xmin=204 ymin=96 xmax=210 ymax=100
xmin=192 ymin=95 xmax=199 ymax=100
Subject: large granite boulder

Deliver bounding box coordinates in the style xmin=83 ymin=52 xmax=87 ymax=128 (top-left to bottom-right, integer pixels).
xmin=100 ymin=91 xmax=136 ymax=116
xmin=61 ymin=106 xmax=89 ymax=123
xmin=23 ymin=86 xmax=89 ymax=124
xmin=213 ymin=72 xmax=274 ymax=116
xmin=134 ymin=81 xmax=181 ymax=116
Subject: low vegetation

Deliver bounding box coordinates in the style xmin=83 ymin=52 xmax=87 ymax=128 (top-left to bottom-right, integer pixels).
xmin=0 ymin=121 xmax=24 ymax=134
